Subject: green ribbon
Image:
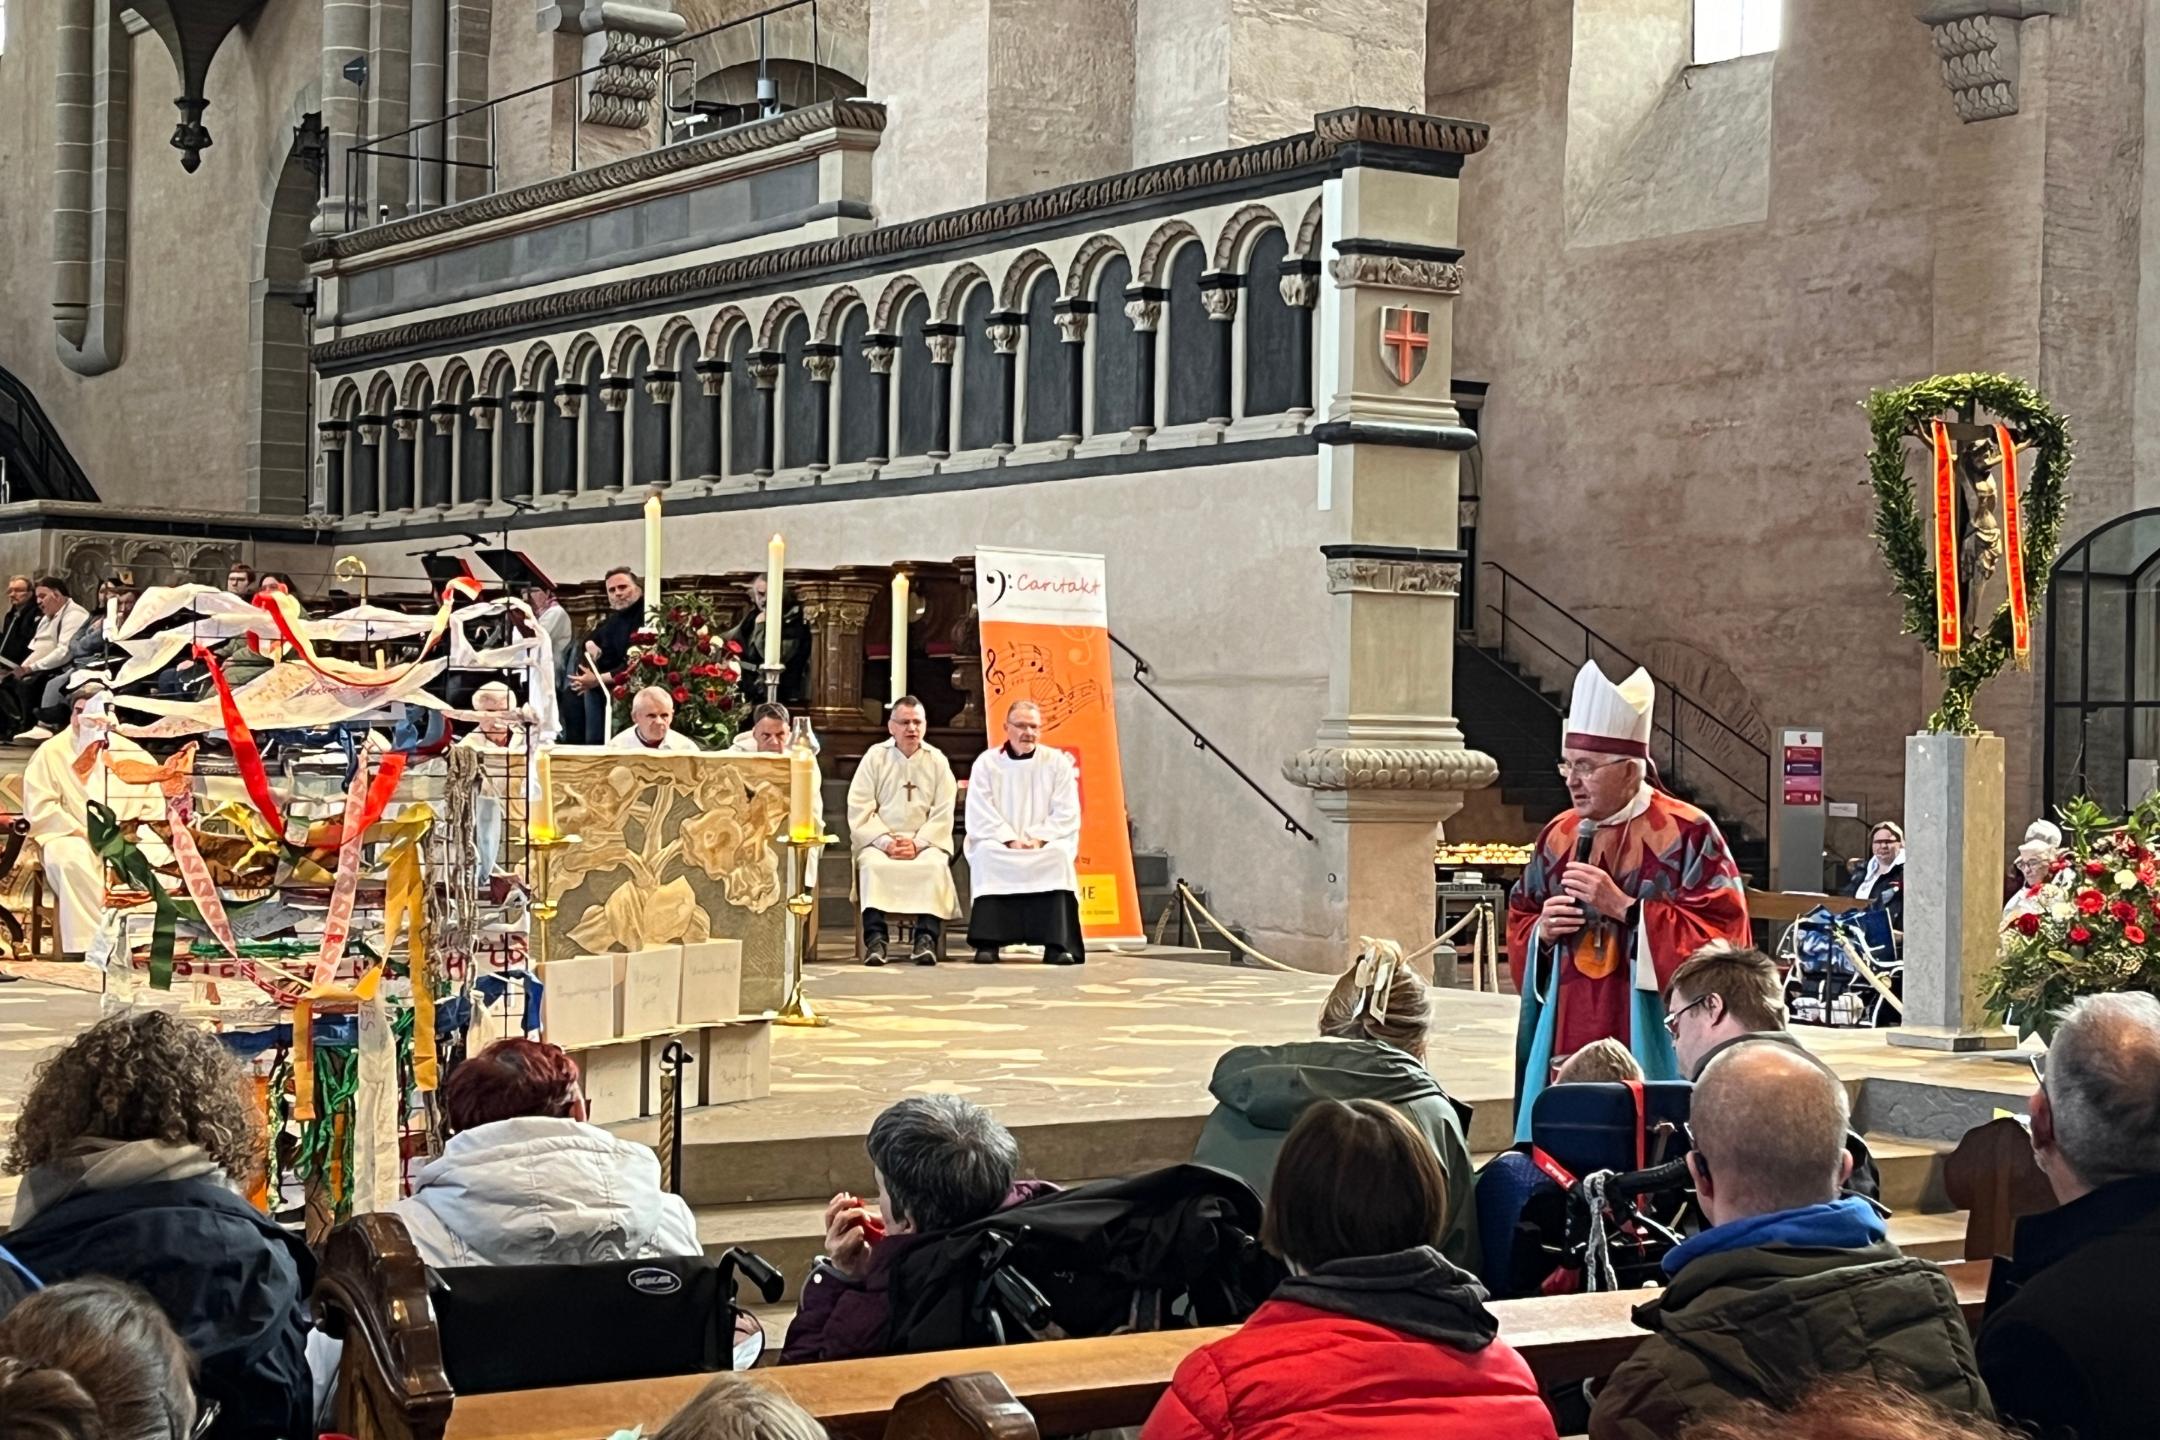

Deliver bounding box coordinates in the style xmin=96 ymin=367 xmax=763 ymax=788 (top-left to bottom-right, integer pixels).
xmin=89 ymin=802 xmax=274 ymax=991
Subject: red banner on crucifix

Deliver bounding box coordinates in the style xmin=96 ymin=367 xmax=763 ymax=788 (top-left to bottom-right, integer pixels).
xmin=1996 ymin=422 xmax=2032 ymax=669
xmin=1929 ymin=420 xmax=1962 ymax=662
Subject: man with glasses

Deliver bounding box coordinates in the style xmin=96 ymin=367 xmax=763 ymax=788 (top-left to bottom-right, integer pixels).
xmin=1506 ymin=661 xmax=1751 ymax=1140
xmin=1977 ymin=992 xmax=2160 ymax=1440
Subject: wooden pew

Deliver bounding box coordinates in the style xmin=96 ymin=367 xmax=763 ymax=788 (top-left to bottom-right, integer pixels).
xmin=427 ymin=1261 xmax=1995 ymax=1440
xmin=1946 ymin=1114 xmax=2057 ymax=1259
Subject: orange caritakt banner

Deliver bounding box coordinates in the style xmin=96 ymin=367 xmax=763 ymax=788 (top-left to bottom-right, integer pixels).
xmin=1929 ymin=420 xmax=1963 ymax=662
xmin=975 ymin=547 xmax=1143 ymax=943
xmin=1997 ymin=422 xmax=2032 ymax=669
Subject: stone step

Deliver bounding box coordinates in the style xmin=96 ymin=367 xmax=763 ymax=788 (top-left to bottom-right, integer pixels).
xmin=1885 ymin=1208 xmax=1970 ymax=1263
xmin=1864 ymin=1132 xmax=1954 ymax=1216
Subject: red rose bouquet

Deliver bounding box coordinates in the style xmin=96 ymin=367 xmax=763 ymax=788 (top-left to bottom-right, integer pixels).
xmin=618 ymin=598 xmax=747 ymax=749
xmin=1989 ymin=794 xmax=2160 ymax=1041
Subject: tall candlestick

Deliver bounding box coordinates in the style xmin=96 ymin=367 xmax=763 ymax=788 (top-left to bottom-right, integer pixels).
xmin=889 ymin=572 xmax=909 ymax=705
xmin=787 ymin=722 xmax=816 ymax=842
xmin=764 ymin=533 xmax=785 ymax=669
xmin=643 ymin=491 xmax=664 ymax=620
xmin=531 ymin=748 xmax=556 ymax=841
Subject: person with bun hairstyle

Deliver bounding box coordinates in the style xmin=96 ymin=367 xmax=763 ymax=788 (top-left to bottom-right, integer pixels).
xmin=0 ymin=1277 xmax=200 ymax=1440
xmin=390 ymin=1038 xmax=701 ymax=1267
xmin=1191 ymin=944 xmax=1478 ymax=1270
xmin=1142 ymin=1099 xmax=1554 ymax=1440
xmin=2 ymin=1013 xmax=313 ymax=1440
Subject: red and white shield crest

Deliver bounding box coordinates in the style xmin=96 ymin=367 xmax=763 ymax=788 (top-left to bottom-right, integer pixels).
xmin=1379 ymin=306 xmax=1430 ymax=386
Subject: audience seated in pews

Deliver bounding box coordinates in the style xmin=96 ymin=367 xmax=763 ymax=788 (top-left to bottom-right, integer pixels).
xmin=392 ymin=1038 xmax=701 ymax=1267
xmin=1680 ymin=1377 xmax=2019 ymax=1440
xmin=1976 ymin=991 xmax=2160 ymax=1440
xmin=2 ymin=1012 xmax=315 ymax=1440
xmin=1586 ymin=1043 xmax=1991 ymax=1440
xmin=644 ymin=1373 xmax=828 ymax=1440
xmin=1552 ymin=1037 xmax=1643 ymax=1085
xmin=1141 ymin=1098 xmax=1556 ymax=1440
xmin=783 ymin=1095 xmax=1054 ymax=1365
xmin=1192 ymin=949 xmax=1479 ymax=1269
xmin=0 ymin=1277 xmax=203 ymax=1440
xmin=1664 ymin=943 xmax=1881 ymax=1200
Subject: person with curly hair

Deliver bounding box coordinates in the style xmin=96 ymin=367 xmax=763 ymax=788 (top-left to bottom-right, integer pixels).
xmin=0 ymin=1277 xmax=201 ymax=1440
xmin=1679 ymin=1377 xmax=2021 ymax=1440
xmin=3 ymin=1011 xmax=315 ymax=1440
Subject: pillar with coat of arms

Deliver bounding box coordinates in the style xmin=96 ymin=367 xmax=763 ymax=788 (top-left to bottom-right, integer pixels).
xmin=1282 ymin=115 xmax=1499 ymax=973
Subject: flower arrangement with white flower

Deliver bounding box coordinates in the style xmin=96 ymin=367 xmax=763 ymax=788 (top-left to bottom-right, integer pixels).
xmin=1990 ymin=794 xmax=2160 ymax=1040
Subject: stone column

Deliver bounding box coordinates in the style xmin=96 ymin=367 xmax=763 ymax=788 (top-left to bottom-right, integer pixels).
xmin=863 ymin=335 xmax=897 ymax=465
xmin=1053 ymin=302 xmax=1090 ymax=441
xmin=796 ymin=574 xmax=883 ymax=731
xmin=986 ymin=314 xmax=1021 ymax=451
xmin=803 ymin=344 xmax=839 ymax=472
xmin=316 ymin=420 xmax=349 ymax=516
xmin=551 ymin=384 xmax=584 ymax=494
xmin=693 ymin=360 xmax=726 ymax=481
xmin=409 ymin=0 xmax=446 ymax=210
xmin=1280 ymin=260 xmax=1319 ymax=416
xmin=1124 ymin=288 xmax=1162 ymax=435
xmin=643 ymin=369 xmax=677 ymax=485
xmin=598 ymin=378 xmax=632 ymax=491
xmin=317 ymin=0 xmax=371 ymax=233
xmin=351 ymin=416 xmax=384 ymax=513
xmin=1892 ymin=733 xmax=2015 ymax=1050
xmin=443 ymin=0 xmax=492 ymax=202
xmin=1200 ymin=273 xmax=1240 ymax=424
xmin=924 ymin=325 xmax=959 ymax=459
xmin=747 ymin=354 xmax=781 ymax=478
xmin=367 ymin=0 xmax=414 ymax=220
xmin=505 ymin=392 xmax=540 ymax=501
xmin=424 ymin=404 xmax=457 ymax=507
xmin=1280 ymin=141 xmax=1497 ymax=962
xmin=388 ymin=410 xmax=421 ymax=510
xmin=464 ymin=397 xmax=498 ymax=503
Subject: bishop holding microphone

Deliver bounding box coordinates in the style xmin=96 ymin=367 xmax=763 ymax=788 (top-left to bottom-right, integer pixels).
xmin=1505 ymin=661 xmax=1752 ymax=1140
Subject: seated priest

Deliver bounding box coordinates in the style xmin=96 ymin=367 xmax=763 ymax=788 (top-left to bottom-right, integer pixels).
xmin=848 ymin=696 xmax=959 ymax=968
xmin=731 ymin=702 xmax=823 ymax=884
xmin=609 ymin=685 xmax=701 ymax=753
xmin=24 ymin=682 xmax=164 ymax=957
xmin=964 ymin=700 xmax=1084 ymax=966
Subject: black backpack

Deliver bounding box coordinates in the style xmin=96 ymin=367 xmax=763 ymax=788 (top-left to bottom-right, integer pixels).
xmin=882 ymin=1163 xmax=1284 ymax=1353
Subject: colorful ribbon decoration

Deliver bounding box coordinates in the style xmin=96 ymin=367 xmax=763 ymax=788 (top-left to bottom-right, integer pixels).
xmin=380 ymin=827 xmax=439 ymax=1090
xmin=1929 ymin=420 xmax=1963 ymax=662
xmin=1996 ymin=422 xmax=2032 ymax=669
xmin=250 ymin=578 xmax=479 ymax=691
xmin=192 ymin=643 xmax=287 ymax=841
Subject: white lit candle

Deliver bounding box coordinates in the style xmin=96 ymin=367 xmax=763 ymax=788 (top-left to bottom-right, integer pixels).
xmin=764 ymin=533 xmax=785 ymax=672
xmin=787 ymin=725 xmax=816 ymax=842
xmin=889 ymin=572 xmax=908 ymax=705
xmin=643 ymin=491 xmax=664 ymax=621
xmin=532 ymin=748 xmax=556 ymax=842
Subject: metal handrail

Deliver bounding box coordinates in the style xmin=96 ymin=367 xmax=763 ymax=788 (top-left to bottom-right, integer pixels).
xmin=1107 ymin=632 xmax=1316 ymax=844
xmin=1480 ymin=561 xmax=1770 ymax=835
xmin=0 ymin=366 xmax=99 ymax=503
xmin=343 ymin=0 xmax=831 ymax=232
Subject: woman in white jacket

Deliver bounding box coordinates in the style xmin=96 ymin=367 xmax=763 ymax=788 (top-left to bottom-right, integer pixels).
xmin=394 ymin=1038 xmax=702 ymax=1267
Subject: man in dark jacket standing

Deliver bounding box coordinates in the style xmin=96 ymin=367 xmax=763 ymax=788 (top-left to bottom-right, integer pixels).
xmin=1588 ymin=1044 xmax=1991 ymax=1440
xmin=562 ymin=566 xmax=645 ymax=744
xmin=1978 ymin=991 xmax=2160 ymax=1440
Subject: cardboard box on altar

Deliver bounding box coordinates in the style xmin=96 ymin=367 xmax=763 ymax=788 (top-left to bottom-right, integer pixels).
xmin=535 ymin=750 xmax=789 ymax=1014
xmin=543 ymin=938 xmax=766 ymax=1124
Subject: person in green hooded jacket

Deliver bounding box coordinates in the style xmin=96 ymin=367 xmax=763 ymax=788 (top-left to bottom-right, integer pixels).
xmin=1190 ymin=946 xmax=1479 ymax=1272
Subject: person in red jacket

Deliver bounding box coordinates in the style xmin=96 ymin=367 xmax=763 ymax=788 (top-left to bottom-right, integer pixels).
xmin=1141 ymin=1098 xmax=1557 ymax=1440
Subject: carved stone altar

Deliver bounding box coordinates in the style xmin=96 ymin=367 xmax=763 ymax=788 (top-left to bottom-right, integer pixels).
xmin=541 ymin=749 xmax=791 ymax=1012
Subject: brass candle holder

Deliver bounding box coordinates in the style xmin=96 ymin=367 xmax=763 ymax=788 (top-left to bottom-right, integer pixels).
xmin=527 ymin=828 xmax=579 ymax=971
xmin=775 ymin=830 xmax=834 ymax=1027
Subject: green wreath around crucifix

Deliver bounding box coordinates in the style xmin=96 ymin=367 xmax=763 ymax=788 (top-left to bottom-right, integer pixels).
xmin=1866 ymin=372 xmax=2074 ymax=735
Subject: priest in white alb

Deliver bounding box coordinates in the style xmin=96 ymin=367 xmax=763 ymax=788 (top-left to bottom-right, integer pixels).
xmin=964 ymin=700 xmax=1084 ymax=966
xmin=608 ymin=686 xmax=701 ymax=753
xmin=848 ymin=696 xmax=959 ymax=967
xmin=25 ymin=682 xmax=164 ymax=956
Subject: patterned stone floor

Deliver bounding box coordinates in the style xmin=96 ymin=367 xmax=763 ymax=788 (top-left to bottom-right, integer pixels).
xmin=0 ymin=978 xmax=104 ymax=1217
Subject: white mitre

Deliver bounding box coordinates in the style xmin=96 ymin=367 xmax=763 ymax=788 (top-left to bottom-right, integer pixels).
xmin=1564 ymin=660 xmax=1654 ymax=758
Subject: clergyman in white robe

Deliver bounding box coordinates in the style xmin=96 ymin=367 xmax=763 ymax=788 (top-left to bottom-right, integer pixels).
xmin=848 ymin=716 xmax=959 ymax=964
xmin=608 ymin=725 xmax=700 ymax=754
xmin=25 ymin=692 xmax=164 ymax=954
xmin=963 ymin=706 xmax=1084 ymax=965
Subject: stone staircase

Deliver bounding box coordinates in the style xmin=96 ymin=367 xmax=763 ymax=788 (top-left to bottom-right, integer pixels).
xmin=1454 ymin=641 xmax=1772 ymax=886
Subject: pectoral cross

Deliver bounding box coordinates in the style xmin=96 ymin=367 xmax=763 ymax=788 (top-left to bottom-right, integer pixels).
xmin=903 ymin=780 xmax=919 ymax=803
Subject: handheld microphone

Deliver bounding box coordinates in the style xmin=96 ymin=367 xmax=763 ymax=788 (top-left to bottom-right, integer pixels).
xmin=1572 ymin=817 xmax=1599 ymax=923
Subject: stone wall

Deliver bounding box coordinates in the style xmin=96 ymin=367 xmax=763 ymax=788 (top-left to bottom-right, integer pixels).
xmin=0 ymin=0 xmax=322 ymax=514
xmin=328 ymin=452 xmax=1354 ymax=967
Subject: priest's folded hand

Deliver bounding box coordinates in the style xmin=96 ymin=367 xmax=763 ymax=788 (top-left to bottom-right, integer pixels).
xmin=1560 ymin=861 xmax=1633 ymax=921
xmin=1538 ymin=893 xmax=1586 ymax=940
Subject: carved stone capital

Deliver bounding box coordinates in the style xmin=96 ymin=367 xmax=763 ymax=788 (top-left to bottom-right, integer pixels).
xmin=1917 ymin=2 xmax=2067 ymax=122
xmin=1054 ymin=310 xmax=1090 ymax=344
xmin=393 ymin=413 xmax=421 ymax=443
xmin=599 ymin=379 xmax=633 ymax=413
xmin=428 ymin=405 xmax=458 ymax=437
xmin=356 ymin=418 xmax=385 ymax=446
xmin=552 ymin=386 xmax=585 ymax=420
xmin=802 ymin=349 xmax=838 ymax=383
xmin=747 ymin=356 xmax=782 ymax=388
xmin=1279 ymin=272 xmax=1319 ymax=309
xmin=694 ymin=360 xmax=728 ymax=398
xmin=985 ymin=318 xmax=1023 ymax=355
xmin=316 ymin=421 xmax=349 ymax=455
xmin=1328 ymin=253 xmax=1464 ymax=295
xmin=1200 ymin=277 xmax=1240 ymax=322
xmin=470 ymin=400 xmax=500 ymax=432
xmin=510 ymin=392 xmax=541 ymax=426
xmin=563 ymin=3 xmax=687 ymax=129
xmin=642 ymin=370 xmax=677 ymax=406
xmin=1281 ymin=745 xmax=1499 ymax=795
xmin=925 ymin=331 xmax=959 ymax=365
xmin=863 ymin=340 xmax=897 ymax=375
xmin=1124 ymin=297 xmax=1162 ymax=333
xmin=1325 ymin=557 xmax=1463 ymax=597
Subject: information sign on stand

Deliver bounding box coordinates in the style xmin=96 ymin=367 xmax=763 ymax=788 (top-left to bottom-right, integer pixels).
xmin=1773 ymin=726 xmax=1827 ymax=893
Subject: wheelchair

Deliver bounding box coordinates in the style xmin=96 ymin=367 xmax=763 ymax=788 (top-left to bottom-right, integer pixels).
xmin=1778 ymin=903 xmax=1902 ymax=1028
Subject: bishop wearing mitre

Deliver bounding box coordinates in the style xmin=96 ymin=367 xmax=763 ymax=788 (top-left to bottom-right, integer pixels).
xmin=964 ymin=700 xmax=1084 ymax=966
xmin=1506 ymin=660 xmax=1752 ymax=1138
xmin=847 ymin=696 xmax=959 ymax=968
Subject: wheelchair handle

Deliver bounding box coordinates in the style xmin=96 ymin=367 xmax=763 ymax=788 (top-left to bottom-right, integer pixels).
xmin=718 ymin=1247 xmax=785 ymax=1305
xmin=1598 ymin=1156 xmax=1692 ymax=1202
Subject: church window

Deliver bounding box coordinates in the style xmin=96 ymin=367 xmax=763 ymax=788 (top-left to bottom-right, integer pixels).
xmin=1692 ymin=0 xmax=1779 ymax=64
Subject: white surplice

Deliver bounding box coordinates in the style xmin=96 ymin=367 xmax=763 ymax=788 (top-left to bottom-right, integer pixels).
xmin=25 ymin=727 xmax=164 ymax=952
xmin=848 ymin=739 xmax=960 ymax=918
xmin=607 ymin=726 xmax=701 ymax=753
xmin=963 ymin=744 xmax=1081 ymax=898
